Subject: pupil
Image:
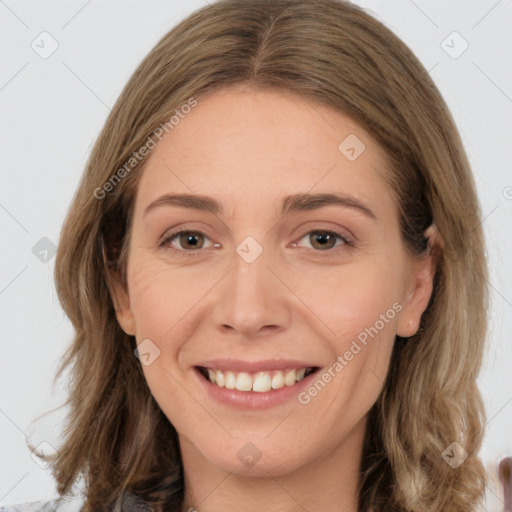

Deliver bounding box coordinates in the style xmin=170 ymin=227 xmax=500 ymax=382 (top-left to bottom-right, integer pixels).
xmin=183 ymin=233 xmax=201 ymax=248
xmin=313 ymin=232 xmax=333 ymax=249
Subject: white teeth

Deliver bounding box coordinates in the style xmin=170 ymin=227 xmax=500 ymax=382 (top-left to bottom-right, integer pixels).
xmin=235 ymin=372 xmax=253 ymax=392
xmin=215 ymin=370 xmax=225 ymax=387
xmin=203 ymin=367 xmax=313 ymax=392
xmin=252 ymin=372 xmax=272 ymax=392
xmin=225 ymin=371 xmax=236 ymax=389
xmin=271 ymin=371 xmax=284 ymax=389
xmin=284 ymin=369 xmax=296 ymax=386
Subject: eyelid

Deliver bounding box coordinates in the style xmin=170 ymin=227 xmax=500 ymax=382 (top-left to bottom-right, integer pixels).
xmin=159 ymin=224 xmax=215 ymax=250
xmin=293 ymin=225 xmax=354 ymax=246
xmin=159 ymin=225 xmax=354 ymax=259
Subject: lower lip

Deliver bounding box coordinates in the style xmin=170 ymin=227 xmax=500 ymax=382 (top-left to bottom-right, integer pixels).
xmin=193 ymin=367 xmax=320 ymax=410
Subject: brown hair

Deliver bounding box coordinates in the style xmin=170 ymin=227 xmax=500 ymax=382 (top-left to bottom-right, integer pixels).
xmin=44 ymin=0 xmax=489 ymax=510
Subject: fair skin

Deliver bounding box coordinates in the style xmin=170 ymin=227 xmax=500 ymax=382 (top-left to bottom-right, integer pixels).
xmin=112 ymin=85 xmax=438 ymax=512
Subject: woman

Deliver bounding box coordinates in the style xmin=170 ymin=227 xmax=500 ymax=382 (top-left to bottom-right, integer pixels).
xmin=3 ymin=0 xmax=489 ymax=510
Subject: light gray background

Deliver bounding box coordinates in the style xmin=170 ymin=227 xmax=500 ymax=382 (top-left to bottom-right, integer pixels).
xmin=0 ymin=0 xmax=511 ymax=510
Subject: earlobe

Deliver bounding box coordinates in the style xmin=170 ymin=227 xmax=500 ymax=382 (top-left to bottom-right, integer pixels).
xmin=396 ymin=225 xmax=443 ymax=338
xmin=102 ymin=236 xmax=136 ymax=336
xmin=109 ymin=272 xmax=136 ymax=336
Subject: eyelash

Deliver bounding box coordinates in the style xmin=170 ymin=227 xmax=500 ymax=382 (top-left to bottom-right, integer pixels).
xmin=158 ymin=226 xmax=354 ymax=259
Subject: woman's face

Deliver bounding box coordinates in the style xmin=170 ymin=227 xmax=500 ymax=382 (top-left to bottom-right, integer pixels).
xmin=113 ymin=85 xmax=435 ymax=477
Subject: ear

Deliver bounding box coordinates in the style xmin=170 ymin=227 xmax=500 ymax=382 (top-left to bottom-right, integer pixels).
xmin=396 ymin=225 xmax=443 ymax=337
xmin=108 ymin=269 xmax=136 ymax=337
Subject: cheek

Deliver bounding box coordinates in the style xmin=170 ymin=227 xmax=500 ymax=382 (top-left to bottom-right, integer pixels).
xmin=126 ymin=257 xmax=217 ymax=414
xmin=295 ymin=261 xmax=401 ymax=407
xmin=128 ymin=256 xmax=208 ymax=340
xmin=127 ymin=250 xmax=404 ymax=372
xmin=127 ymin=260 xmax=200 ymax=426
xmin=294 ymin=258 xmax=404 ymax=341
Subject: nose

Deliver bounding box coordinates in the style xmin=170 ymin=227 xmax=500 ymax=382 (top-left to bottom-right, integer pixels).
xmin=211 ymin=243 xmax=292 ymax=338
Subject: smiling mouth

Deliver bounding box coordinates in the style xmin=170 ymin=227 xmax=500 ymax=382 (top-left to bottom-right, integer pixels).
xmin=196 ymin=366 xmax=319 ymax=392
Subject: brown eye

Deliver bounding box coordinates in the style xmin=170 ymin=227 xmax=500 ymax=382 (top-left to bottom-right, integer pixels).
xmin=160 ymin=230 xmax=211 ymax=251
xmin=298 ymin=230 xmax=349 ymax=251
xmin=309 ymin=231 xmax=338 ymax=250
xmin=177 ymin=232 xmax=205 ymax=250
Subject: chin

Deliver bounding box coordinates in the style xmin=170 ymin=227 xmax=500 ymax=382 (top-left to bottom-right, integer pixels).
xmin=182 ymin=428 xmax=315 ymax=477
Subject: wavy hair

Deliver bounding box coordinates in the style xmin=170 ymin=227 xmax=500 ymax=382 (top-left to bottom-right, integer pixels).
xmin=46 ymin=0 xmax=489 ymax=510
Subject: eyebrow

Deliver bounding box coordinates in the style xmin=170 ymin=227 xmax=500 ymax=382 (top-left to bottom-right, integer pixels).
xmin=143 ymin=192 xmax=377 ymax=220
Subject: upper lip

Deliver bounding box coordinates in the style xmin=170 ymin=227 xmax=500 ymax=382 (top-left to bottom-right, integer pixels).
xmin=194 ymin=359 xmax=319 ymax=373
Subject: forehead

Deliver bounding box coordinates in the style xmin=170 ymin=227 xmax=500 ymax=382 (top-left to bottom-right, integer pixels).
xmin=134 ymin=86 xmax=394 ymax=219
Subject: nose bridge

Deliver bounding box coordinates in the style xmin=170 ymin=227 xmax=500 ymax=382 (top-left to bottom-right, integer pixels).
xmin=211 ymin=235 xmax=291 ymax=336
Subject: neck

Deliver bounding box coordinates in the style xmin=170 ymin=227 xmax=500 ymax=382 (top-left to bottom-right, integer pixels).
xmin=179 ymin=416 xmax=367 ymax=512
